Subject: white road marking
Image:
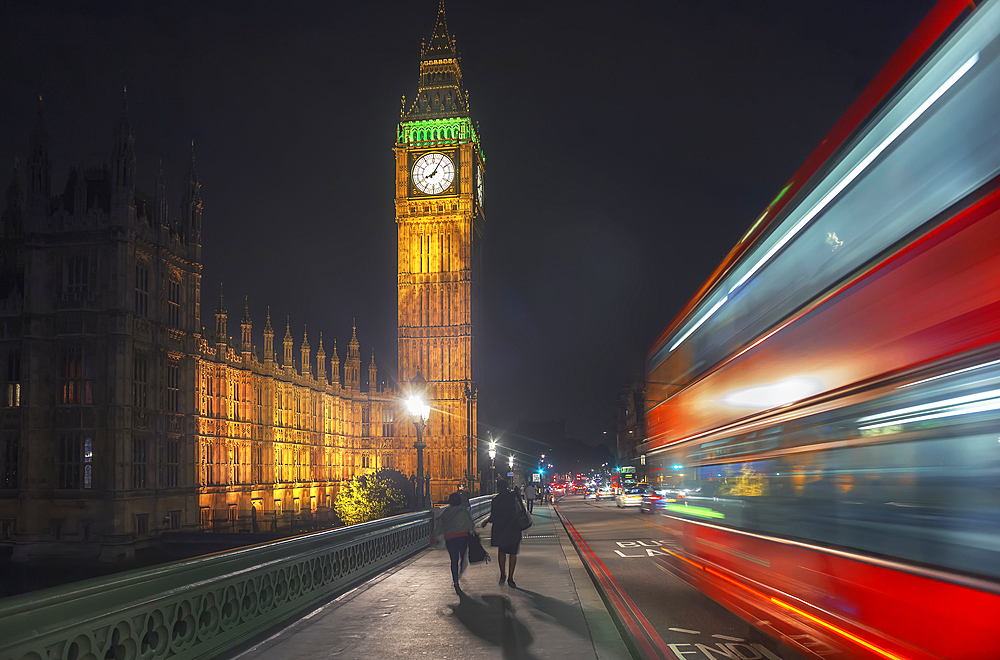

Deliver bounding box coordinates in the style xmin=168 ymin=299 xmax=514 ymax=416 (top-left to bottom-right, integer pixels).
xmin=668 ymin=628 xmax=701 ymax=635
xmin=712 ymin=634 xmax=745 ymax=642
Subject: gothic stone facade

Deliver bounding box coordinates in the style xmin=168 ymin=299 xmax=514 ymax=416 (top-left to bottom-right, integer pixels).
xmin=395 ymin=2 xmax=483 ymax=503
xmin=0 ymin=98 xmax=396 ymax=561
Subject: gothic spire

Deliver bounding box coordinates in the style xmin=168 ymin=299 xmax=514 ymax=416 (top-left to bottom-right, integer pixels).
xmin=263 ymin=306 xmax=275 ymax=362
xmin=214 ymin=283 xmax=227 ymax=342
xmin=154 ymin=159 xmax=168 ymax=226
xmin=113 ymin=86 xmax=136 ymax=192
xmin=27 ymin=95 xmax=51 ymax=212
xmin=182 ymin=140 xmax=202 ymax=245
xmin=423 ymin=0 xmax=456 ymax=60
xmin=283 ymin=316 xmax=294 ymax=369
xmin=405 ymin=0 xmax=468 ymax=120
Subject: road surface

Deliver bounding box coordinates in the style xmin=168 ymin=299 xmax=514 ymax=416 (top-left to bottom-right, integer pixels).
xmin=554 ymin=494 xmax=807 ymax=660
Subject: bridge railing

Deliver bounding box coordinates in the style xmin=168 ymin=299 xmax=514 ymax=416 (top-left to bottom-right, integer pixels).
xmin=0 ymin=495 xmax=492 ymax=660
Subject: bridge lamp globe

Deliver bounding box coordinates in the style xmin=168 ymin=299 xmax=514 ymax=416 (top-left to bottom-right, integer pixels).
xmin=405 ymin=395 xmax=430 ymax=421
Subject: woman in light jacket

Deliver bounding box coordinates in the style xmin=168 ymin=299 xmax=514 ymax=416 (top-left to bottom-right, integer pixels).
xmin=441 ymin=491 xmax=476 ymax=592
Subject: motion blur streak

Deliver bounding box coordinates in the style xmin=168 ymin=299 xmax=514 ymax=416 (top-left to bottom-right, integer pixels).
xmin=769 ymin=599 xmax=909 ymax=660
xmin=644 ymin=2 xmax=1000 ymax=657
xmin=857 ymin=388 xmax=1000 ymax=429
xmin=668 ymin=295 xmax=727 ymax=353
xmin=896 ymin=357 xmax=1000 ymax=388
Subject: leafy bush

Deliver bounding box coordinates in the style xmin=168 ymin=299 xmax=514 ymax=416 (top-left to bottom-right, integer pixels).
xmin=334 ymin=469 xmax=410 ymax=526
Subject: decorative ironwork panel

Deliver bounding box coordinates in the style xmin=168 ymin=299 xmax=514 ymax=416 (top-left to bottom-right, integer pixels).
xmin=0 ymin=498 xmax=490 ymax=660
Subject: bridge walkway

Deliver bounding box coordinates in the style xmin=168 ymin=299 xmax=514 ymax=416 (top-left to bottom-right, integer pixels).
xmin=224 ymin=504 xmax=630 ymax=660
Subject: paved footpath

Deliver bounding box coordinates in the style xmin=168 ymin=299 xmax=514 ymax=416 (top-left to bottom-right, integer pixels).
xmin=226 ymin=503 xmax=630 ymax=660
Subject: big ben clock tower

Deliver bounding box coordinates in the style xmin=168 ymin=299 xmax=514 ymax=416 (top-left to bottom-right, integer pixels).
xmin=396 ymin=1 xmax=485 ymax=502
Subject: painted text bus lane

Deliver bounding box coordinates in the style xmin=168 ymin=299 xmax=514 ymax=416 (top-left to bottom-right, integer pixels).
xmin=597 ymin=539 xmax=801 ymax=660
xmin=610 ymin=538 xmax=671 ymax=558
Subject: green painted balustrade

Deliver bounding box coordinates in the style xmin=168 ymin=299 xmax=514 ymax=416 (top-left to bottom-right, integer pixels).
xmin=0 ymin=496 xmax=492 ymax=660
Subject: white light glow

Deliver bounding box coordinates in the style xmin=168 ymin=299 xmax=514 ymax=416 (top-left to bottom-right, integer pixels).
xmin=898 ymin=358 xmax=1000 ymax=389
xmin=669 ymin=296 xmax=728 ymax=353
xmin=405 ymin=396 xmax=430 ymax=421
xmin=857 ymin=388 xmax=1000 ymax=430
xmin=721 ymin=377 xmax=823 ymax=409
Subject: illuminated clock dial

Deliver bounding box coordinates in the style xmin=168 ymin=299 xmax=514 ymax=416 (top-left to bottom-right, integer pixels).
xmin=412 ymin=152 xmax=455 ymax=195
xmin=477 ymin=165 xmax=484 ymax=206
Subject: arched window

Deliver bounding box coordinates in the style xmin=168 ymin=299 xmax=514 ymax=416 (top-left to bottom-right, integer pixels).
xmin=84 ymin=436 xmax=93 ymax=489
xmin=432 ymin=130 xmax=437 ymax=140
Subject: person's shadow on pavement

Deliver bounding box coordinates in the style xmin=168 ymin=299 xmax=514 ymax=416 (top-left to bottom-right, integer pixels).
xmin=449 ymin=587 xmax=541 ymax=660
xmin=516 ymin=589 xmax=590 ymax=639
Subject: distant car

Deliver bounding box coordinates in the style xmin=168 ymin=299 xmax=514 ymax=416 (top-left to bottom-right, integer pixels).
xmin=595 ymin=485 xmax=614 ymax=500
xmin=639 ymin=488 xmax=683 ymax=513
xmin=616 ymin=484 xmax=648 ymax=508
xmin=583 ymin=487 xmax=599 ymax=500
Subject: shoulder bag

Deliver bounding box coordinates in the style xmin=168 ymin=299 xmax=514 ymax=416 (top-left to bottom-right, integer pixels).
xmin=515 ymin=494 xmax=533 ymax=531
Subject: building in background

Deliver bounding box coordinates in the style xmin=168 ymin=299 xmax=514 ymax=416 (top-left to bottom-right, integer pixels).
xmin=615 ymin=380 xmax=646 ymax=482
xmin=0 ymin=96 xmax=395 ymax=562
xmin=394 ymin=2 xmax=484 ymax=502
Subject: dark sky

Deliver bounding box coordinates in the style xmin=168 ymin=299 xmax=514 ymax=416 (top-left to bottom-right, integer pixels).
xmin=0 ymin=0 xmax=938 ymax=446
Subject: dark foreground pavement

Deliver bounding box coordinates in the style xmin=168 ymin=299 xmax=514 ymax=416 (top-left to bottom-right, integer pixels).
xmin=225 ymin=504 xmax=630 ymax=660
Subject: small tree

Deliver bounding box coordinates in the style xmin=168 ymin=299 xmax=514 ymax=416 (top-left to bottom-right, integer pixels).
xmin=334 ymin=469 xmax=410 ymax=526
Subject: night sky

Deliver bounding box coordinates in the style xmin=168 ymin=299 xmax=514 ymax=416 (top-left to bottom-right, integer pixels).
xmin=0 ymin=0 xmax=938 ymax=447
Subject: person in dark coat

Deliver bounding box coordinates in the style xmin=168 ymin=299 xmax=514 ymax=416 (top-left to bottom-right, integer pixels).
xmin=481 ymin=478 xmax=523 ymax=588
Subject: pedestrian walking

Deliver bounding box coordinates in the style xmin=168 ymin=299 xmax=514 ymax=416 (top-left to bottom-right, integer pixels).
xmin=441 ymin=492 xmax=476 ymax=592
xmin=525 ymin=482 xmax=536 ymax=513
xmin=481 ymin=478 xmax=524 ymax=588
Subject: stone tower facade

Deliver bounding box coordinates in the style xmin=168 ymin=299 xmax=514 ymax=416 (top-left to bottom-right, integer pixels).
xmin=396 ymin=1 xmax=484 ymax=502
xmin=0 ymin=95 xmax=397 ymax=561
xmin=0 ymin=93 xmax=204 ymax=561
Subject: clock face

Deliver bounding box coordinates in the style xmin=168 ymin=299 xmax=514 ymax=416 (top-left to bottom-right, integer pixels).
xmin=412 ymin=152 xmax=455 ymax=195
xmin=477 ymin=166 xmax=484 ymax=206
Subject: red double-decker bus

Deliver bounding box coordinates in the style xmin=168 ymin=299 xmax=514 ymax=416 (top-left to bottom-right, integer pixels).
xmin=644 ymin=2 xmax=1000 ymax=658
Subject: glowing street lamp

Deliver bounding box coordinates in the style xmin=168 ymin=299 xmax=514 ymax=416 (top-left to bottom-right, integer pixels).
xmin=406 ymin=376 xmax=431 ymax=508
xmin=488 ymin=435 xmax=497 ymax=493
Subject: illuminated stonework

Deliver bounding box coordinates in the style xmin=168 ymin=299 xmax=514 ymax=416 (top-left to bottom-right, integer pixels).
xmin=195 ymin=300 xmax=398 ymax=530
xmin=396 ymin=1 xmax=484 ymax=502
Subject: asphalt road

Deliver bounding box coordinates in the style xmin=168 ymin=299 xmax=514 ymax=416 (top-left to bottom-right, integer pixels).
xmin=553 ymin=494 xmax=806 ymax=660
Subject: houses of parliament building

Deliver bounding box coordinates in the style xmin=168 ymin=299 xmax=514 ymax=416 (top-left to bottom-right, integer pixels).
xmin=0 ymin=1 xmax=482 ymax=561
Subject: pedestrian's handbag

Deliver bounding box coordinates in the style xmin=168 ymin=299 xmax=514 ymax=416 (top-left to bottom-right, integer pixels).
xmin=467 ymin=533 xmax=491 ymax=564
xmin=516 ymin=496 xmax=533 ymax=531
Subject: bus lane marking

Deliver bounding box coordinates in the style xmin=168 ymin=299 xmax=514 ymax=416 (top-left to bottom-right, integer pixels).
xmin=613 ymin=539 xmax=670 ymax=557
xmin=667 ymin=642 xmax=785 ymax=659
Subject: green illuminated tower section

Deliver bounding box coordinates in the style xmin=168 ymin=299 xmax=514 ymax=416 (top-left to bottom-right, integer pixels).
xmin=396 ymin=1 xmax=485 ymax=502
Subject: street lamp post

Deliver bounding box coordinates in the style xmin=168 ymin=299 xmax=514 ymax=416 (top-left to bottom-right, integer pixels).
xmin=406 ymin=393 xmax=431 ymax=509
xmin=488 ymin=435 xmax=497 ymax=494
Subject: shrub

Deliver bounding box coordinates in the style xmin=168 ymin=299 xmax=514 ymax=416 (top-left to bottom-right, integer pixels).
xmin=334 ymin=469 xmax=410 ymax=526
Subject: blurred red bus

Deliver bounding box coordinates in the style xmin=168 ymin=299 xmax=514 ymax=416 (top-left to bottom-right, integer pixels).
xmin=644 ymin=2 xmax=1000 ymax=658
